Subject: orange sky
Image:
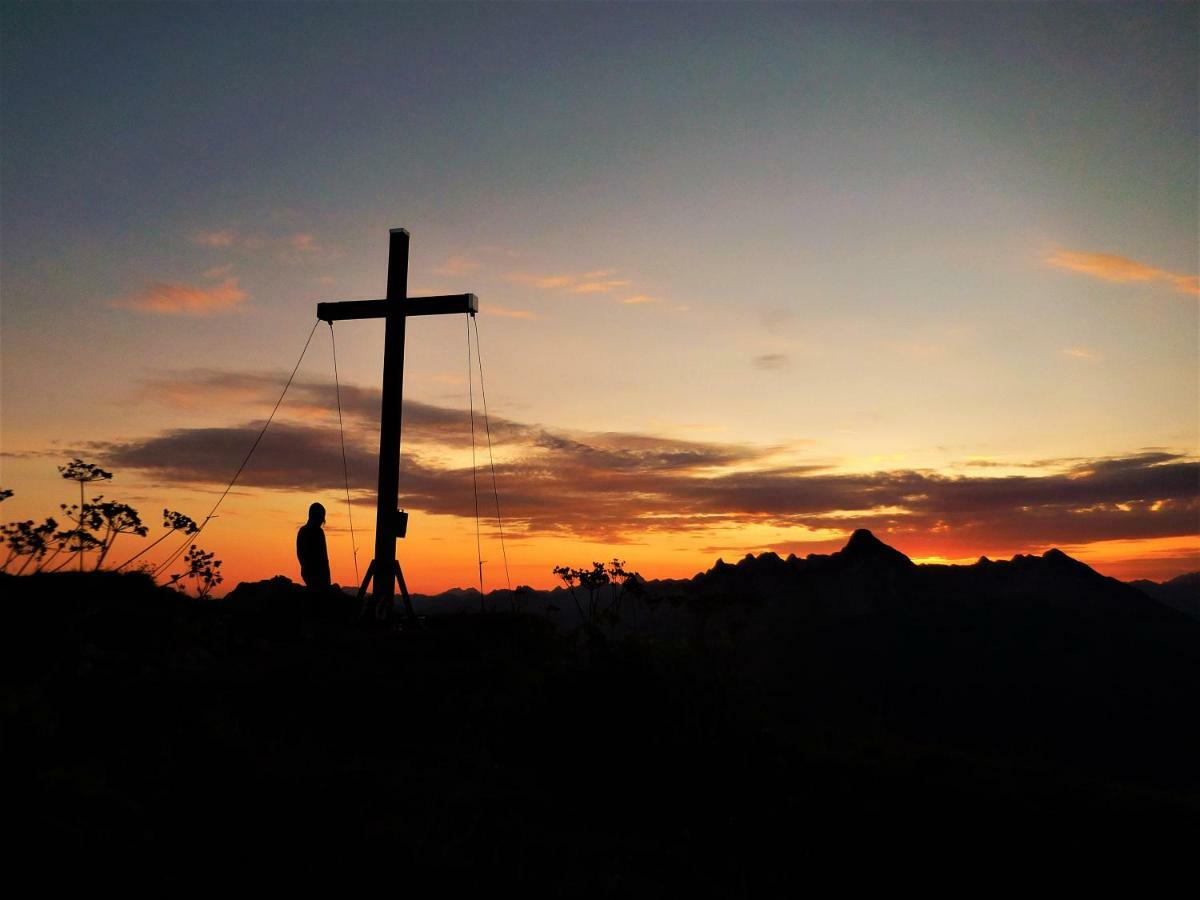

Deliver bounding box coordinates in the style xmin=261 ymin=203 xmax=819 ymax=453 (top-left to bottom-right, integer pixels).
xmin=2 ymin=405 xmax=1195 ymax=595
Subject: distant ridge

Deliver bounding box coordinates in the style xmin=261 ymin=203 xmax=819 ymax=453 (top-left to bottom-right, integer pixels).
xmin=222 ymin=529 xmax=1196 ymax=625
xmin=1129 ymin=571 xmax=1200 ymax=620
xmin=388 ymin=529 xmax=1195 ymax=626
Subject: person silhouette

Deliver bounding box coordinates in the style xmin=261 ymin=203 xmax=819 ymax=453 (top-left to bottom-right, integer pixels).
xmin=296 ymin=502 xmax=331 ymax=591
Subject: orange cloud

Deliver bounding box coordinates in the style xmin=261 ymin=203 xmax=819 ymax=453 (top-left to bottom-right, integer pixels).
xmin=1175 ymin=275 xmax=1200 ymax=295
xmin=505 ymin=272 xmax=575 ymax=289
xmin=431 ymin=256 xmax=480 ymax=276
xmin=505 ymin=269 xmax=632 ymax=294
xmin=112 ymin=277 xmax=247 ymax=315
xmin=1046 ymin=250 xmax=1199 ymax=296
xmin=288 ymin=232 xmax=321 ymax=253
xmin=279 ymin=232 xmax=340 ymax=262
xmin=486 ymin=305 xmax=543 ymax=320
xmin=1061 ymin=347 xmax=1099 ymax=360
xmin=505 ymin=267 xmax=663 ymax=304
xmin=569 ymin=280 xmax=631 ymax=294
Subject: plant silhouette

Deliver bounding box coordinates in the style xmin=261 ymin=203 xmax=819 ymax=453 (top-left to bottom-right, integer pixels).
xmin=90 ymin=500 xmax=149 ymax=570
xmin=0 ymin=514 xmax=59 ymax=575
xmin=2 ymin=459 xmax=219 ymax=589
xmin=115 ymin=509 xmax=199 ymax=571
xmin=57 ymin=459 xmax=111 ymax=572
xmin=168 ymin=545 xmax=223 ymax=598
xmin=552 ymin=558 xmax=644 ymax=627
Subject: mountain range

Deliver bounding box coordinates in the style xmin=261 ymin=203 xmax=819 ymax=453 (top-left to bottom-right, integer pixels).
xmin=397 ymin=528 xmax=1198 ymax=626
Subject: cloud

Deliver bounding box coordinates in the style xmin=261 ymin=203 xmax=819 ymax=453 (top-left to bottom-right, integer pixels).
xmin=103 ymin=427 xmax=705 ymax=536
xmin=1046 ymin=250 xmax=1199 ymax=297
xmin=189 ymin=226 xmax=337 ymax=262
xmin=279 ymin=232 xmax=339 ymax=263
xmin=431 ymin=256 xmax=480 ymax=277
xmin=506 ymin=272 xmax=575 ymax=290
xmin=141 ymin=370 xmax=379 ymax=430
xmin=203 ymin=264 xmax=235 ymax=280
xmin=100 ymin=370 xmax=1200 ymax=553
xmin=569 ymin=280 xmax=631 ymax=294
xmin=960 ymin=456 xmax=1082 ymax=469
xmin=138 ymin=369 xmax=531 ymax=445
xmin=486 ymin=305 xmax=543 ymax=320
xmin=287 ymin=233 xmax=321 ymax=254
xmin=753 ymin=354 xmax=789 ymax=370
xmin=103 ymin=421 xmax=376 ymax=493
xmin=112 ymin=427 xmax=1198 ymax=551
xmin=111 ymin=277 xmax=247 ymax=316
xmin=1061 ymin=347 xmax=1099 ymax=360
xmin=505 ymin=266 xmax=671 ymax=307
xmin=97 ymin=414 xmax=776 ymax=539
xmin=505 ymin=270 xmax=632 ymax=294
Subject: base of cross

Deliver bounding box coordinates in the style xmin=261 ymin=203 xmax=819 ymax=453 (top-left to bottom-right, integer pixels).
xmin=355 ymin=559 xmax=418 ymax=626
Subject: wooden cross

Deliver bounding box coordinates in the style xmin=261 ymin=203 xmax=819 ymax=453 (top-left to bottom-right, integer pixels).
xmin=317 ymin=228 xmax=478 ymax=623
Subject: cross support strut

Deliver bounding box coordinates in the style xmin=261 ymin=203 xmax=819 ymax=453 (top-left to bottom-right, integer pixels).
xmin=315 ymin=228 xmax=478 ymax=624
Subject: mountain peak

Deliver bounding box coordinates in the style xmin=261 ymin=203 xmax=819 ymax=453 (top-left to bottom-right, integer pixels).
xmin=837 ymin=529 xmax=914 ymax=567
xmin=1041 ymin=547 xmax=1095 ymax=574
xmin=845 ymin=529 xmax=886 ymax=551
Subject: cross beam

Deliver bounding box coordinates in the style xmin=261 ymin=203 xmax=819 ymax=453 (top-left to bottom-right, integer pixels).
xmin=315 ymin=228 xmax=478 ymax=624
xmin=318 ymin=294 xmax=478 ymax=322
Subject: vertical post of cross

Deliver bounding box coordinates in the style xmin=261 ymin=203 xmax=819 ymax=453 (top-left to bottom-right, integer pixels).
xmin=317 ymin=228 xmax=478 ymax=624
xmin=372 ymin=227 xmax=410 ymax=621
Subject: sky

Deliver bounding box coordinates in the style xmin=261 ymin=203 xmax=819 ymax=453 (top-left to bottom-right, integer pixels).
xmin=2 ymin=1 xmax=1197 ymax=593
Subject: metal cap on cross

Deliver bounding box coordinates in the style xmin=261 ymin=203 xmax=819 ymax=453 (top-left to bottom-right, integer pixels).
xmin=316 ymin=228 xmax=478 ymax=624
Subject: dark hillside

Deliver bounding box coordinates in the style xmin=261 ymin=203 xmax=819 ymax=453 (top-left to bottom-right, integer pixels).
xmin=1131 ymin=571 xmax=1200 ymax=620
xmin=4 ymin=536 xmax=1199 ymax=883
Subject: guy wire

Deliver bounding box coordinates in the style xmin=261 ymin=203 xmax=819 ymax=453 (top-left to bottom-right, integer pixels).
xmin=329 ymin=321 xmax=360 ymax=584
xmin=467 ymin=314 xmax=485 ymax=608
xmin=154 ymin=319 xmax=322 ymax=578
xmin=472 ymin=315 xmax=512 ymax=592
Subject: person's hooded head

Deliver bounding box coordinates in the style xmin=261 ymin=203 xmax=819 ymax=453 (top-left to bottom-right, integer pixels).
xmin=307 ymin=502 xmax=326 ymax=526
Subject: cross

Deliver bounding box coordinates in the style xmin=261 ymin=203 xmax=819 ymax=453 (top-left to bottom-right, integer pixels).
xmin=316 ymin=228 xmax=478 ymax=624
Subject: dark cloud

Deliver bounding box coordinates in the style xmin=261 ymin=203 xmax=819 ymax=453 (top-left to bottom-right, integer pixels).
xmin=102 ymin=422 xmax=376 ymax=493
xmin=667 ymin=453 xmax=1199 ymax=550
xmin=96 ymin=393 xmax=1200 ymax=552
xmin=752 ymin=354 xmax=788 ymax=370
xmin=142 ymin=369 xmax=542 ymax=448
xmin=960 ymin=457 xmax=1086 ymax=468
